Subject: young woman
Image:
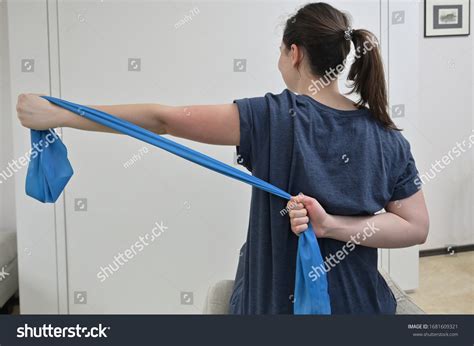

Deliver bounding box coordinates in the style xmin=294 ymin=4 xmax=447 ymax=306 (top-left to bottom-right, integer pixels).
xmin=17 ymin=2 xmax=429 ymax=314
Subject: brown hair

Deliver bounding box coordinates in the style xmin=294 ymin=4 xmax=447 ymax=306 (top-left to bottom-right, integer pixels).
xmin=283 ymin=2 xmax=400 ymax=130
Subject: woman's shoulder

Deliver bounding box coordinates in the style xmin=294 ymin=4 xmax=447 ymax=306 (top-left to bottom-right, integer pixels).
xmin=376 ymin=125 xmax=414 ymax=167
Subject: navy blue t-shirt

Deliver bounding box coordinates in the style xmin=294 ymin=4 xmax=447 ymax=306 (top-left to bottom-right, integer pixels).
xmin=230 ymin=89 xmax=420 ymax=314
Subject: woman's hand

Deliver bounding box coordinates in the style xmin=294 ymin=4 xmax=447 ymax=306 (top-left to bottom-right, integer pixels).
xmin=287 ymin=193 xmax=331 ymax=238
xmin=16 ymin=93 xmax=67 ymax=130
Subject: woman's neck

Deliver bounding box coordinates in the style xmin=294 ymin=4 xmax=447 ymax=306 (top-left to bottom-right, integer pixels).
xmin=293 ymin=75 xmax=358 ymax=111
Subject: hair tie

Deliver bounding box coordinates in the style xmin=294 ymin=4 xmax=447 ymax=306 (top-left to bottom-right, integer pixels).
xmin=344 ymin=27 xmax=354 ymax=41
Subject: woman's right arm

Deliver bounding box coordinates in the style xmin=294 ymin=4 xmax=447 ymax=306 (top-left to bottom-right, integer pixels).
xmin=16 ymin=93 xmax=240 ymax=145
xmin=289 ymin=191 xmax=430 ymax=248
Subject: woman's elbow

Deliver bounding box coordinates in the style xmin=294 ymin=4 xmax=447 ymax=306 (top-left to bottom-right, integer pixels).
xmin=415 ymin=216 xmax=430 ymax=245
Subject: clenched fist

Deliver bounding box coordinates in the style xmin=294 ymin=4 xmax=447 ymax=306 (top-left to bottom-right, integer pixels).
xmin=16 ymin=93 xmax=65 ymax=130
xmin=288 ymin=193 xmax=330 ymax=238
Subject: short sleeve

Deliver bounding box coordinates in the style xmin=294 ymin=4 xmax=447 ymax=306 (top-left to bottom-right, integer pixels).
xmin=233 ymin=95 xmax=270 ymax=172
xmin=390 ymin=142 xmax=421 ymax=201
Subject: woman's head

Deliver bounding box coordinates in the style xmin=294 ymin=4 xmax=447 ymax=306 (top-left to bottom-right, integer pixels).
xmin=279 ymin=2 xmax=398 ymax=130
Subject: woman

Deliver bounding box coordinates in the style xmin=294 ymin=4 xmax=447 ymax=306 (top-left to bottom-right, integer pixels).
xmin=16 ymin=2 xmax=429 ymax=314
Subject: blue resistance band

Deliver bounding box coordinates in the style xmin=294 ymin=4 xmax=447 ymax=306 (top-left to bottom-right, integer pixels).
xmin=26 ymin=95 xmax=331 ymax=315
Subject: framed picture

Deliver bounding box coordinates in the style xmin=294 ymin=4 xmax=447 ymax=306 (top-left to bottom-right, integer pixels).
xmin=425 ymin=0 xmax=471 ymax=37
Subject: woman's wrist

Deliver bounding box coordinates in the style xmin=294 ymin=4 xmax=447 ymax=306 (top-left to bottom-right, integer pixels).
xmin=55 ymin=107 xmax=73 ymax=128
xmin=320 ymin=214 xmax=337 ymax=238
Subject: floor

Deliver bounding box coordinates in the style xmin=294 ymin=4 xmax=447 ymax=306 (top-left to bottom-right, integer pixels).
xmin=407 ymin=251 xmax=474 ymax=314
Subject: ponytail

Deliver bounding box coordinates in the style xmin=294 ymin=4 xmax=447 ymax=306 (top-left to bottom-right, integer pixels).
xmin=348 ymin=29 xmax=400 ymax=130
xmin=283 ymin=3 xmax=400 ymax=130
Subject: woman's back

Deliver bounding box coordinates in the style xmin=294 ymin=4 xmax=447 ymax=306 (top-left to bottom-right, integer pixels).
xmin=230 ymin=89 xmax=419 ymax=314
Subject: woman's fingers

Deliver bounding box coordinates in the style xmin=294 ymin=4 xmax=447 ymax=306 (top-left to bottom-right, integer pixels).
xmin=290 ymin=216 xmax=309 ymax=235
xmin=289 ymin=207 xmax=307 ymax=218
xmin=291 ymin=216 xmax=309 ymax=227
xmin=16 ymin=93 xmax=61 ymax=130
xmin=287 ymin=199 xmax=304 ymax=211
xmin=288 ymin=194 xmax=316 ymax=235
xmin=288 ymin=193 xmax=329 ymax=238
xmin=292 ymin=223 xmax=308 ymax=235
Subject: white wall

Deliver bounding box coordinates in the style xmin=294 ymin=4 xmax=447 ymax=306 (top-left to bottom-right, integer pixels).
xmin=0 ymin=0 xmax=16 ymax=232
xmin=382 ymin=0 xmax=422 ymax=290
xmin=416 ymin=0 xmax=473 ymax=250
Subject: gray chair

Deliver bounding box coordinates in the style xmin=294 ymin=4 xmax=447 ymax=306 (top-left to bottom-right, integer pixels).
xmin=203 ymin=271 xmax=424 ymax=314
xmin=380 ymin=270 xmax=425 ymax=314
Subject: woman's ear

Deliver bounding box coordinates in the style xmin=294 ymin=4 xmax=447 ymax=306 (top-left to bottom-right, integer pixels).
xmin=290 ymin=44 xmax=305 ymax=69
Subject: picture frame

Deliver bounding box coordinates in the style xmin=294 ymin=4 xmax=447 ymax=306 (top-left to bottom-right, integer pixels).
xmin=425 ymin=0 xmax=471 ymax=37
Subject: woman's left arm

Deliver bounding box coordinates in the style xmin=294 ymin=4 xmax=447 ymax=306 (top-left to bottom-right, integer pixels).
xmin=16 ymin=94 xmax=240 ymax=145
xmin=288 ymin=190 xmax=429 ymax=248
